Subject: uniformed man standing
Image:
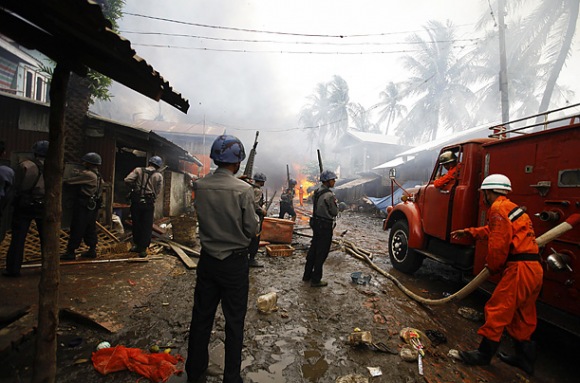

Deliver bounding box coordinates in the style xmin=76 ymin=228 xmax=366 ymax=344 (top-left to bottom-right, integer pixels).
xmin=278 ymin=178 xmax=297 ymax=221
xmin=2 ymin=140 xmax=48 ymax=277
xmin=185 ymin=135 xmax=258 ymax=383
xmin=124 ymin=156 xmax=163 ymax=258
xmin=451 ymin=174 xmax=543 ymax=375
xmin=248 ymin=172 xmax=267 ymax=268
xmin=61 ymin=152 xmax=103 ymax=260
xmin=303 ymin=170 xmax=339 ymax=287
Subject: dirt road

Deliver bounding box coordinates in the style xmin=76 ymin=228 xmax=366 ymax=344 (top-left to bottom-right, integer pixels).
xmin=0 ymin=210 xmax=575 ymax=382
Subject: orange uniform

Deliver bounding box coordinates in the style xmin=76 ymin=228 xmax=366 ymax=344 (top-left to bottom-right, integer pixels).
xmin=465 ymin=196 xmax=543 ymax=342
xmin=433 ymin=164 xmax=459 ymax=190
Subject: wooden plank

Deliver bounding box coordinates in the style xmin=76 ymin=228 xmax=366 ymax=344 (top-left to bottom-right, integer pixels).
xmin=152 ymin=231 xmax=200 ymax=256
xmin=60 ymin=308 xmax=123 ymax=333
xmin=0 ymin=309 xmax=36 ymax=356
xmin=168 ymin=242 xmax=197 ymax=269
xmin=96 ymin=221 xmax=120 ymax=242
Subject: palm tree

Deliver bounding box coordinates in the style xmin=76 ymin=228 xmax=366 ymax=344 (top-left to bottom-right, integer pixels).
xmin=375 ymin=82 xmax=408 ymax=135
xmin=348 ymin=103 xmax=376 ymax=132
xmin=300 ymin=82 xmax=330 ymax=150
xmin=396 ymin=20 xmax=476 ymax=144
xmin=326 ymin=75 xmax=350 ymax=140
xmin=524 ymin=0 xmax=579 ymax=116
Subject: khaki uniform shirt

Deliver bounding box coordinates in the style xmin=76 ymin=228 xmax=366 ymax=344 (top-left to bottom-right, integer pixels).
xmin=124 ymin=165 xmax=163 ymax=198
xmin=194 ymin=167 xmax=259 ymax=260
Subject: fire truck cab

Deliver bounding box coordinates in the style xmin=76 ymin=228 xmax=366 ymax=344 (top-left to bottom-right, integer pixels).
xmin=383 ymin=111 xmax=580 ymax=334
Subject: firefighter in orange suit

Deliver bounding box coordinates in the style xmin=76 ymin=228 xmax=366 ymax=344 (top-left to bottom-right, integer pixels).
xmin=433 ymin=151 xmax=459 ymax=190
xmin=451 ymin=174 xmax=543 ymax=375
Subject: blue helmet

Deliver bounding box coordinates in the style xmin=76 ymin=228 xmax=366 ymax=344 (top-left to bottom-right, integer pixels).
xmin=210 ymin=135 xmax=246 ymax=164
xmin=149 ymin=155 xmax=163 ymax=168
xmin=320 ymin=170 xmax=337 ymax=182
xmin=253 ymin=172 xmax=267 ymax=182
xmin=81 ymin=152 xmax=102 ymax=165
xmin=32 ymin=140 xmax=49 ymax=157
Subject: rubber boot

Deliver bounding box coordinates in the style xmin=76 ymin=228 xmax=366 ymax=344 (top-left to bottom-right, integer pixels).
xmin=60 ymin=249 xmax=76 ymax=261
xmin=499 ymin=340 xmax=536 ymax=375
xmin=459 ymin=337 xmax=500 ymax=365
xmin=81 ymin=247 xmax=97 ymax=259
xmin=248 ymin=254 xmax=263 ymax=268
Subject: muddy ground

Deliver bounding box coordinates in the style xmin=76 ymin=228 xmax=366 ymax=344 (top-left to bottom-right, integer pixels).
xmin=0 ymin=208 xmax=576 ymax=383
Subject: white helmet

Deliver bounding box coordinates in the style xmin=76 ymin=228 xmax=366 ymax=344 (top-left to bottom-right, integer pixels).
xmin=481 ymin=174 xmax=512 ymax=194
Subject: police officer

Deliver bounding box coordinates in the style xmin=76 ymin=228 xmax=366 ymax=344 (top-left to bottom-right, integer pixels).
xmin=451 ymin=174 xmax=542 ymax=374
xmin=0 ymin=140 xmax=15 ymax=243
xmin=185 ymin=135 xmax=258 ymax=383
xmin=2 ymin=140 xmax=48 ymax=277
xmin=248 ymin=172 xmax=267 ymax=268
xmin=124 ymin=156 xmax=163 ymax=258
xmin=61 ymin=152 xmax=103 ymax=260
xmin=303 ymin=170 xmax=339 ymax=287
xmin=279 ymin=178 xmax=297 ymax=221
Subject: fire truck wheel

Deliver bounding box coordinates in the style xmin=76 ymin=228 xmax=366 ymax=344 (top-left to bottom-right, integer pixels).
xmin=388 ymin=220 xmax=424 ymax=274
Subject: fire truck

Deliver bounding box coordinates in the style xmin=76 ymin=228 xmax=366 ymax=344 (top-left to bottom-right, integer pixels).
xmin=383 ymin=105 xmax=580 ymax=335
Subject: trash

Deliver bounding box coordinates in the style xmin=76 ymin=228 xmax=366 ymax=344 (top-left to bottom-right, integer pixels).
xmin=335 ymin=374 xmax=369 ymax=383
xmin=350 ymin=272 xmax=371 ymax=285
xmin=348 ymin=330 xmax=373 ymax=346
xmin=96 ymin=341 xmax=111 ymax=350
xmin=92 ymin=345 xmax=183 ymax=382
xmin=457 ymin=306 xmax=484 ymax=321
xmin=425 ymin=329 xmax=447 ymax=345
xmin=400 ymin=344 xmax=418 ymax=361
xmin=257 ymin=292 xmax=278 ymax=313
xmin=150 ymin=344 xmax=160 ymax=353
xmin=369 ymin=342 xmax=398 ymax=354
xmin=366 ymin=366 xmax=382 ymax=377
xmin=400 ymin=327 xmax=426 ymax=376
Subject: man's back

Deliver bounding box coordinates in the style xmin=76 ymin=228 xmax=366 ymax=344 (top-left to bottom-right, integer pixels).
xmin=195 ymin=168 xmax=258 ymax=259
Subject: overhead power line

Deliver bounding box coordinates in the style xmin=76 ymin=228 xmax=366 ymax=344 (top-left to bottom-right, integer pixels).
xmin=124 ymin=12 xmax=477 ymax=39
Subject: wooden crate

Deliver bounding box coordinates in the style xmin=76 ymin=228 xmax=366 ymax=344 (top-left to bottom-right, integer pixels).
xmin=265 ymin=244 xmax=294 ymax=257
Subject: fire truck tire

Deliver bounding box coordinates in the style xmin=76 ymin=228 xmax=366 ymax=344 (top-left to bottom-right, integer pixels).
xmin=388 ymin=220 xmax=424 ymax=274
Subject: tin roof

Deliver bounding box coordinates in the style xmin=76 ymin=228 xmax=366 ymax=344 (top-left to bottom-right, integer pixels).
xmin=0 ymin=0 xmax=189 ymax=113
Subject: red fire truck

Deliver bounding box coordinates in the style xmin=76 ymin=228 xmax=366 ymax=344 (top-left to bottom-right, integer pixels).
xmin=383 ymin=105 xmax=580 ymax=335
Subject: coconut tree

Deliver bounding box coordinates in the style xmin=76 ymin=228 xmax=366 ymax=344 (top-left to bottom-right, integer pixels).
xmin=347 ymin=102 xmax=377 ymax=132
xmin=375 ymin=81 xmax=408 ymax=135
xmin=326 ymin=75 xmax=350 ymax=140
xmin=396 ymin=20 xmax=476 ymax=144
xmin=300 ymin=82 xmax=330 ymax=151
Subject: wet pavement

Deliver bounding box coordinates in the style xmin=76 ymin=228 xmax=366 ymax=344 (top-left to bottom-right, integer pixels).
xmin=0 ymin=210 xmax=576 ymax=383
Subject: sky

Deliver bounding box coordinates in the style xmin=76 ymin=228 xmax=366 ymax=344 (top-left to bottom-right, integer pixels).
xmin=92 ymin=0 xmax=580 ymax=178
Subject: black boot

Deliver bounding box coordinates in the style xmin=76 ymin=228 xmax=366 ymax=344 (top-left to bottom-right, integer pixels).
xmin=499 ymin=340 xmax=536 ymax=375
xmin=459 ymin=337 xmax=500 ymax=366
xmin=60 ymin=251 xmax=76 ymax=261
xmin=248 ymin=254 xmax=263 ymax=268
xmin=80 ymin=247 xmax=97 ymax=259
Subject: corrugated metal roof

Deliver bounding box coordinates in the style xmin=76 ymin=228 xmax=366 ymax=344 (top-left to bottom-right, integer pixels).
xmin=134 ymin=120 xmax=226 ymax=136
xmin=0 ymin=0 xmax=189 ymax=113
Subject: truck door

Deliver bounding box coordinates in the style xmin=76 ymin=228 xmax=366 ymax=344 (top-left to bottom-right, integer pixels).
xmin=422 ymin=147 xmax=463 ymax=240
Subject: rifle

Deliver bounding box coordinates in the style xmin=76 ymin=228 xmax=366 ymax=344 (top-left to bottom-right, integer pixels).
xmin=317 ymin=149 xmax=324 ymax=173
xmin=286 ymin=164 xmax=290 ymax=187
xmin=243 ymin=131 xmax=259 ymax=178
xmin=265 ymin=190 xmax=277 ymax=214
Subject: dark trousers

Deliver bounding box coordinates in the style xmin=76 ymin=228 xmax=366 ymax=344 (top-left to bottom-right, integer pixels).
xmin=278 ymin=203 xmax=295 ymax=219
xmin=67 ymin=202 xmax=98 ymax=251
xmin=303 ymin=219 xmax=333 ymax=283
xmin=186 ymin=250 xmax=249 ymax=383
xmin=248 ymin=234 xmax=260 ymax=256
xmin=5 ymin=207 xmax=44 ymax=275
xmin=130 ymin=200 xmax=155 ymax=251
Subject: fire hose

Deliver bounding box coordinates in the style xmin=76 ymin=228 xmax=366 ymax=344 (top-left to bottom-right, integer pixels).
xmin=324 ymin=213 xmax=580 ymax=306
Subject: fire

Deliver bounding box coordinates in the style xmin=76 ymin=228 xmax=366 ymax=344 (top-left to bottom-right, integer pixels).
xmin=298 ymin=178 xmax=316 ymax=198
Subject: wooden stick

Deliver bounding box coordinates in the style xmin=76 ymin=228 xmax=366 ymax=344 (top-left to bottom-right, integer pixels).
xmin=96 ymin=221 xmax=120 ymax=242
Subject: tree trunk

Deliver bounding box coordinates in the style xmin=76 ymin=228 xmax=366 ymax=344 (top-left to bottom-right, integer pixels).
xmin=32 ymin=63 xmax=69 ymax=383
xmin=64 ymin=73 xmax=92 ymax=162
xmin=537 ymin=0 xmax=579 ymax=121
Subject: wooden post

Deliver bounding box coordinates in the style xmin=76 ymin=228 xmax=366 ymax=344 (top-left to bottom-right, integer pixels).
xmin=33 ymin=63 xmax=69 ymax=383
